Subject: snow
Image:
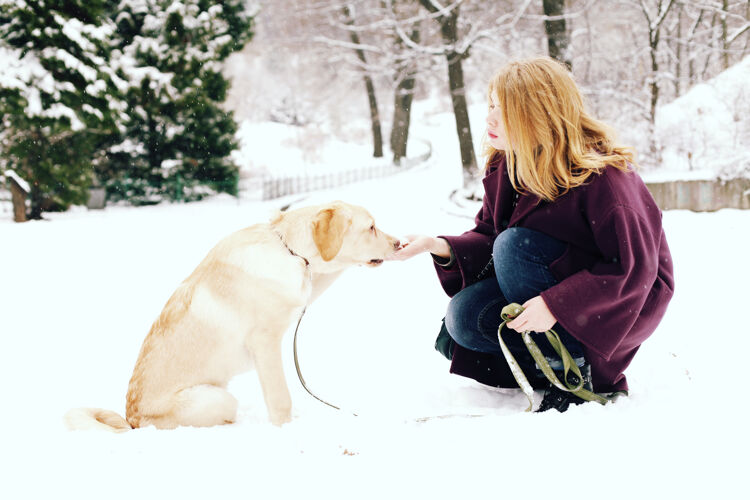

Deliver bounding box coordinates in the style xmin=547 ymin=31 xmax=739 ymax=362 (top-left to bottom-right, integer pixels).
xmin=655 ymin=55 xmax=750 ymax=180
xmin=231 ymin=120 xmax=430 ymax=180
xmin=4 ymin=169 xmax=30 ymax=193
xmin=1 ymin=103 xmax=749 ymax=499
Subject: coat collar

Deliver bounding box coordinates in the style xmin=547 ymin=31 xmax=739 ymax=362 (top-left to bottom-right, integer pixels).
xmin=484 ymin=153 xmax=543 ymax=228
xmin=509 ymin=192 xmax=543 ymax=227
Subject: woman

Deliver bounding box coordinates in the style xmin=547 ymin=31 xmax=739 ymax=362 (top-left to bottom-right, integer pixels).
xmin=391 ymin=56 xmax=674 ymax=412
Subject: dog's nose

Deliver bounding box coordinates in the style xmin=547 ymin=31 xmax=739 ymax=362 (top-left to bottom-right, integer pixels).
xmin=392 ymin=239 xmax=401 ymax=250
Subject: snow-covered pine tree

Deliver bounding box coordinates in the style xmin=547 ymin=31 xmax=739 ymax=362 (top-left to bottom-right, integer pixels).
xmin=0 ymin=0 xmax=122 ymax=219
xmin=105 ymin=0 xmax=254 ymax=204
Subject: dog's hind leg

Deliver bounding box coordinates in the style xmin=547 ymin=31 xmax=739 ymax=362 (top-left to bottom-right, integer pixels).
xmin=170 ymin=385 xmax=239 ymax=428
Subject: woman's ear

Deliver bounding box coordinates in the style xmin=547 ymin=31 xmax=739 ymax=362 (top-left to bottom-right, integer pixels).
xmin=312 ymin=206 xmax=352 ymax=261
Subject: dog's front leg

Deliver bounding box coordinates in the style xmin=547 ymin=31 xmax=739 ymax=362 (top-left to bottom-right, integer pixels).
xmin=247 ymin=334 xmax=292 ymax=426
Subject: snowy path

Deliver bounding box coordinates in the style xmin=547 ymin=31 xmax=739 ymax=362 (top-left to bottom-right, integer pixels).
xmin=1 ymin=153 xmax=749 ymax=499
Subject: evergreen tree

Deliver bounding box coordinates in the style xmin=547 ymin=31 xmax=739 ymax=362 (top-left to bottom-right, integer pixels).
xmin=0 ymin=0 xmax=122 ymax=219
xmin=105 ymin=0 xmax=254 ymax=204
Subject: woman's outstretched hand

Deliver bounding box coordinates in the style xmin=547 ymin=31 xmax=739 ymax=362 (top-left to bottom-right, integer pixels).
xmin=506 ymin=295 xmax=557 ymax=333
xmin=387 ymin=235 xmax=451 ymax=261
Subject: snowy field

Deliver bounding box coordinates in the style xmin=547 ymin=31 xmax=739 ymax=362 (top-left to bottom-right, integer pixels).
xmin=2 ymin=104 xmax=749 ymax=498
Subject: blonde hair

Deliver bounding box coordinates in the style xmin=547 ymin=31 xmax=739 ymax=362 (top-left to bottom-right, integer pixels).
xmin=484 ymin=56 xmax=635 ymax=202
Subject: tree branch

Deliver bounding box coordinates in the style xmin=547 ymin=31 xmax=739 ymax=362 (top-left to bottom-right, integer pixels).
xmin=312 ymin=35 xmax=384 ymax=54
xmin=727 ymin=22 xmax=750 ymax=45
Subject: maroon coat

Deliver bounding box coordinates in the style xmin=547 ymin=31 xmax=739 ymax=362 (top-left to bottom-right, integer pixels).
xmin=435 ymin=154 xmax=674 ymax=393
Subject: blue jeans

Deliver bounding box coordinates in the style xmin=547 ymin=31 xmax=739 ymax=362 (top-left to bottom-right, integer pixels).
xmin=444 ymin=227 xmax=585 ymax=371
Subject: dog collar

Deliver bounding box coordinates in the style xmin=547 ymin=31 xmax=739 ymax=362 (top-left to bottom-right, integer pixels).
xmin=273 ymin=229 xmax=310 ymax=267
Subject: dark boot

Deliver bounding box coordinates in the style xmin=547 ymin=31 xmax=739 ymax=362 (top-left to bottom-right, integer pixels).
xmin=434 ymin=318 xmax=455 ymax=360
xmin=536 ymin=363 xmax=593 ymax=413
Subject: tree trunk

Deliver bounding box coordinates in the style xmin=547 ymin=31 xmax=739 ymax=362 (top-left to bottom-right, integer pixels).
xmin=343 ymin=6 xmax=383 ymax=158
xmin=23 ymin=130 xmax=45 ymax=220
xmin=687 ymin=7 xmax=706 ymax=87
xmin=700 ymin=11 xmax=718 ymax=80
xmin=418 ymin=0 xmax=477 ymax=185
xmin=640 ymin=0 xmax=675 ymax=161
xmin=391 ymin=73 xmax=417 ymax=163
xmin=9 ymin=177 xmax=28 ymax=223
xmin=643 ymin=0 xmax=675 ymax=126
xmin=542 ymin=0 xmax=571 ymax=68
xmin=446 ymin=50 xmax=476 ymax=186
xmin=649 ymin=29 xmax=659 ymax=127
xmin=362 ymin=73 xmax=384 ymax=158
xmin=721 ymin=0 xmax=729 ymax=70
xmin=674 ymin=3 xmax=682 ymax=97
xmin=391 ymin=28 xmax=419 ymax=164
xmin=28 ymin=185 xmax=44 ymax=220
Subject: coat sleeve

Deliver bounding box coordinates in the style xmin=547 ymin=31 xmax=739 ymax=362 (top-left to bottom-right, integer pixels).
xmin=434 ymin=196 xmax=497 ymax=297
xmin=540 ymin=204 xmax=662 ymax=360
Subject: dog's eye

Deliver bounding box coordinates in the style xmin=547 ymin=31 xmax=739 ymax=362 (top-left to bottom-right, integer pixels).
xmin=370 ymin=224 xmax=376 ymax=233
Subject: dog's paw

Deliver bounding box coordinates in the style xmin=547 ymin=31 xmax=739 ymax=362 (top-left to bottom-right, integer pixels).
xmin=269 ymin=411 xmax=292 ymax=427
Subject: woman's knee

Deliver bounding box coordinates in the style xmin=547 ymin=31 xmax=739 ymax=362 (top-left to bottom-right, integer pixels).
xmin=445 ymin=296 xmax=499 ymax=353
xmin=444 ymin=291 xmax=473 ymax=344
xmin=444 ymin=282 xmax=493 ymax=346
xmin=493 ymin=227 xmax=531 ymax=274
xmin=444 ymin=279 xmax=507 ymax=352
xmin=493 ymin=227 xmax=566 ymax=303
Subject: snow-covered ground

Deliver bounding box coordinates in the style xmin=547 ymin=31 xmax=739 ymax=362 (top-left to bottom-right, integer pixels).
xmin=4 ymin=66 xmax=750 ymax=497
xmin=2 ymin=105 xmax=749 ymax=498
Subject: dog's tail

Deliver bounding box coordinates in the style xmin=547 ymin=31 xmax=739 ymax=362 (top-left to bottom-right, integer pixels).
xmin=64 ymin=408 xmax=133 ymax=433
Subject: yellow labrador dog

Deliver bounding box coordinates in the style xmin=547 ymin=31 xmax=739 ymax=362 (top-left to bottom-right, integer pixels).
xmin=65 ymin=201 xmax=399 ymax=431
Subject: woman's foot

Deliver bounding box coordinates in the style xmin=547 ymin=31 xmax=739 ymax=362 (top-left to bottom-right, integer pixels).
xmin=536 ymin=363 xmax=593 ymax=413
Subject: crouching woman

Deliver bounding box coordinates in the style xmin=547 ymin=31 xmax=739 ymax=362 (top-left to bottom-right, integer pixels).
xmin=390 ymin=56 xmax=674 ymax=412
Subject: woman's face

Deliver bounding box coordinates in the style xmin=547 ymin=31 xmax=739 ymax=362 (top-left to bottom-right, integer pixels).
xmin=486 ymin=91 xmax=508 ymax=151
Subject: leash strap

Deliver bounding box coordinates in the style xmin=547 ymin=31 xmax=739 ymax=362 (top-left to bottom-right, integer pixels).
xmin=498 ymin=303 xmax=609 ymax=411
xmin=292 ymin=302 xmax=612 ymax=418
xmin=277 ymin=230 xmax=344 ymax=412
xmin=293 ymin=307 xmax=356 ymax=414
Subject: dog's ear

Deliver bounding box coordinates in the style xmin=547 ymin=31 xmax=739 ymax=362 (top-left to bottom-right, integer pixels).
xmin=312 ymin=206 xmax=352 ymax=261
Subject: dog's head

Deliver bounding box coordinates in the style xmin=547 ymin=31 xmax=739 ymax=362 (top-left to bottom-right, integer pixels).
xmin=310 ymin=201 xmax=399 ymax=270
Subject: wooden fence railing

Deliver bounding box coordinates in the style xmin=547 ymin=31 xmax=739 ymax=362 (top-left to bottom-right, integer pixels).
xmin=240 ymin=140 xmax=432 ymax=200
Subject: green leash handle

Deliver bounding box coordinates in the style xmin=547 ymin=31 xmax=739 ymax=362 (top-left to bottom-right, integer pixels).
xmin=498 ymin=303 xmax=609 ymax=411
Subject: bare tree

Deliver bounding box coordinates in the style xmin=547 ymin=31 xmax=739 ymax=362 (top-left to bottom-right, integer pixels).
xmin=416 ymin=0 xmax=477 ymax=186
xmin=390 ymin=23 xmax=420 ymax=163
xmin=312 ymin=1 xmax=432 ymax=164
xmin=721 ymin=0 xmax=730 ymax=69
xmin=342 ymin=4 xmax=384 ymax=157
xmin=671 ymin=1 xmax=684 ymax=96
xmin=639 ymin=0 xmax=676 ymax=128
xmin=542 ymin=0 xmax=571 ymax=68
xmin=659 ymin=0 xmax=750 ymax=100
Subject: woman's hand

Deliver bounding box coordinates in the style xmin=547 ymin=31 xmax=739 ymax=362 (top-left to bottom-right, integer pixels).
xmin=387 ymin=235 xmax=450 ymax=261
xmin=506 ymin=295 xmax=557 ymax=333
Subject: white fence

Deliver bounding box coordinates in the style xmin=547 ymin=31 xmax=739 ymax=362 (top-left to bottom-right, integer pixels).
xmin=242 ymin=140 xmax=432 ymax=201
